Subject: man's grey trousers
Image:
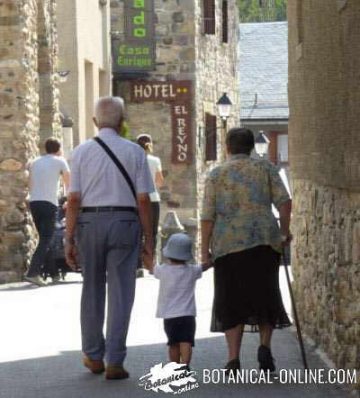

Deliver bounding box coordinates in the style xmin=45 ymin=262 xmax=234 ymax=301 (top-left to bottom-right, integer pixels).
xmin=76 ymin=211 xmax=140 ymax=366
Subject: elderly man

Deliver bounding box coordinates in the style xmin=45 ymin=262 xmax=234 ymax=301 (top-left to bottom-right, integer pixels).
xmin=201 ymin=128 xmax=292 ymax=373
xmin=65 ymin=97 xmax=154 ymax=380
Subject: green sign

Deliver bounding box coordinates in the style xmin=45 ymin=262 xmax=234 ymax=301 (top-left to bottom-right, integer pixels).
xmin=112 ymin=0 xmax=155 ymax=72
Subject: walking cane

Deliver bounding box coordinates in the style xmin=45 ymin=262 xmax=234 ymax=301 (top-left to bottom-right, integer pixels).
xmin=282 ymin=248 xmax=309 ymax=370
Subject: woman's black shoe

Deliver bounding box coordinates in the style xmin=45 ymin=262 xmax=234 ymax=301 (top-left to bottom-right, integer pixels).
xmin=224 ymin=358 xmax=241 ymax=375
xmin=257 ymin=345 xmax=276 ymax=372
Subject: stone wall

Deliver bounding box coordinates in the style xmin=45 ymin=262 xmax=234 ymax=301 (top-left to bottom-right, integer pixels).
xmin=195 ymin=0 xmax=240 ymax=221
xmin=112 ymin=0 xmax=240 ymax=236
xmin=0 ymin=0 xmax=60 ymax=283
xmin=288 ymin=0 xmax=360 ymax=373
xmin=37 ymin=0 xmax=61 ymax=149
xmin=288 ymin=0 xmax=359 ymax=189
xmin=112 ymin=0 xmax=199 ymax=226
xmin=292 ymin=180 xmax=360 ymax=369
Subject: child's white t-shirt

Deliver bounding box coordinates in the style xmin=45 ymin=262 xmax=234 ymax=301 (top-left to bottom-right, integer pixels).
xmin=154 ymin=263 xmax=202 ymax=319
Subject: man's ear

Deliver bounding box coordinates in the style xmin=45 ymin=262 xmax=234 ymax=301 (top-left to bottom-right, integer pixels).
xmin=93 ymin=117 xmax=99 ymax=128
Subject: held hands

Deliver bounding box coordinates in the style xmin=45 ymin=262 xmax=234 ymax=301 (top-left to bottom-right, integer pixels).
xmin=142 ymin=236 xmax=154 ymax=273
xmin=201 ymin=250 xmax=213 ymax=271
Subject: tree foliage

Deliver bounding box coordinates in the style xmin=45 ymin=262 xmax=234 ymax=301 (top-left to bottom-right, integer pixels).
xmin=237 ymin=0 xmax=287 ymax=22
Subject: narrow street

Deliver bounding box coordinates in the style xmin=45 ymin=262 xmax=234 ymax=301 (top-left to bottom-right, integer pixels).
xmin=0 ymin=270 xmax=352 ymax=398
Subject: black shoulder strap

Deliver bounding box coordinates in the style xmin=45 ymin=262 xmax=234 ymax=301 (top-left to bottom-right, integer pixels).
xmin=93 ymin=137 xmax=137 ymax=200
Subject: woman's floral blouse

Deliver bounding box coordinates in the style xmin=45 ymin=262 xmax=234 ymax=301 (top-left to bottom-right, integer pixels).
xmin=201 ymin=154 xmax=290 ymax=260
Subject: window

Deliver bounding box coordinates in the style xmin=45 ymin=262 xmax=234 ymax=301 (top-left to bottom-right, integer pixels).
xmin=268 ymin=132 xmax=289 ymax=165
xmin=203 ymin=0 xmax=215 ymax=35
xmin=205 ymin=113 xmax=217 ymax=161
xmin=222 ymin=0 xmax=228 ymax=43
xmin=277 ymin=134 xmax=288 ymax=163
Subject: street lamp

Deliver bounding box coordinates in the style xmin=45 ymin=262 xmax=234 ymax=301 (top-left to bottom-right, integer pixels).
xmin=216 ymin=93 xmax=232 ymax=160
xmin=255 ymin=131 xmax=270 ymax=157
xmin=216 ymin=92 xmax=232 ymax=122
xmin=56 ymin=70 xmax=70 ymax=83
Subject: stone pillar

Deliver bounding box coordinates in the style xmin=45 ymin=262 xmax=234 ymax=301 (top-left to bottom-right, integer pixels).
xmin=0 ymin=0 xmax=39 ymax=282
xmin=37 ymin=0 xmax=61 ymax=149
xmin=0 ymin=0 xmax=60 ymax=283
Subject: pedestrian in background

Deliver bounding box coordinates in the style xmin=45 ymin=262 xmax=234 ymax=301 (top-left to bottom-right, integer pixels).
xmin=153 ymin=233 xmax=211 ymax=368
xmin=65 ymin=96 xmax=154 ymax=380
xmin=25 ymin=138 xmax=70 ymax=286
xmin=201 ymin=127 xmax=292 ymax=373
xmin=137 ymin=133 xmax=164 ymax=263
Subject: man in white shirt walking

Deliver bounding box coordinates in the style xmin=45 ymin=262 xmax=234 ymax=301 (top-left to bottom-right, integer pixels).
xmin=65 ymin=96 xmax=154 ymax=380
xmin=25 ymin=138 xmax=70 ymax=286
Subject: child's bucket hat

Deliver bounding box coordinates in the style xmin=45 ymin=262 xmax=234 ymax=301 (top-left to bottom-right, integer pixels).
xmin=163 ymin=233 xmax=193 ymax=261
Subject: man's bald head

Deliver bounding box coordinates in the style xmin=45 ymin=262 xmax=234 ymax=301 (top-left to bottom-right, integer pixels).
xmin=94 ymin=96 xmax=125 ymax=131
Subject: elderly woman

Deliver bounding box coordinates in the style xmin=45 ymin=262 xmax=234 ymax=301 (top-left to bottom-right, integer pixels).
xmin=201 ymin=128 xmax=292 ymax=372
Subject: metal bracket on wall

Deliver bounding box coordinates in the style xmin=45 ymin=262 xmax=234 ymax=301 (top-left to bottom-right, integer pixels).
xmin=336 ymin=0 xmax=348 ymax=11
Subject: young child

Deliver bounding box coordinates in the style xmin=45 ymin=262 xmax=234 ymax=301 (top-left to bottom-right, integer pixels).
xmin=154 ymin=233 xmax=211 ymax=368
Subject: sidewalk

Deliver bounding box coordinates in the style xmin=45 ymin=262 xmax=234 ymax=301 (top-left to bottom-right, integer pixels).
xmin=0 ymin=271 xmax=353 ymax=398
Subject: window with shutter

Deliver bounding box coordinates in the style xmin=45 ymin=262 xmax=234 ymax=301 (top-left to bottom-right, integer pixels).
xmin=205 ymin=113 xmax=217 ymax=161
xmin=222 ymin=0 xmax=228 ymax=43
xmin=203 ymin=0 xmax=216 ymax=35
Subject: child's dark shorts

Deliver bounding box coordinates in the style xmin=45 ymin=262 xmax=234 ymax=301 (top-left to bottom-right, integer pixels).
xmin=164 ymin=316 xmax=196 ymax=347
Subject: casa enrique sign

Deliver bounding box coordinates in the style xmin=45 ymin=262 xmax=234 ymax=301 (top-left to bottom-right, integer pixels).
xmin=112 ymin=0 xmax=155 ymax=72
xmin=131 ymin=81 xmax=193 ymax=165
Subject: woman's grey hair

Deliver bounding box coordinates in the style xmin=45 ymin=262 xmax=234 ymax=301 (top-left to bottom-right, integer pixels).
xmin=226 ymin=127 xmax=255 ymax=155
xmin=94 ymin=96 xmax=125 ymax=129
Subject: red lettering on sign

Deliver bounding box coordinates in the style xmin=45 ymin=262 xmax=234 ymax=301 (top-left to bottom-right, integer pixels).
xmin=130 ymin=80 xmax=192 ymax=164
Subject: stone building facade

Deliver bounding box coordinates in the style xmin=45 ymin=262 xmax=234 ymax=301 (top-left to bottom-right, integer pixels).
xmin=288 ymin=0 xmax=360 ymax=373
xmin=57 ymin=0 xmax=112 ymax=149
xmin=110 ymin=0 xmax=240 ymax=236
xmin=0 ymin=0 xmax=60 ymax=283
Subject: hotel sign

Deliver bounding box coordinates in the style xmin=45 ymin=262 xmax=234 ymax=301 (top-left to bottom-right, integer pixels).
xmin=131 ymin=81 xmax=193 ymax=164
xmin=112 ymin=0 xmax=155 ymax=72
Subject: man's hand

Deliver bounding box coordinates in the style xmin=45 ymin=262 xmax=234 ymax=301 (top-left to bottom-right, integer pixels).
xmin=137 ymin=193 xmax=154 ymax=272
xmin=65 ymin=240 xmax=79 ymax=271
xmin=142 ymin=238 xmax=154 ymax=273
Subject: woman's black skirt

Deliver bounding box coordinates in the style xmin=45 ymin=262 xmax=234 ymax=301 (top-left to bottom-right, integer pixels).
xmin=211 ymin=245 xmax=291 ymax=333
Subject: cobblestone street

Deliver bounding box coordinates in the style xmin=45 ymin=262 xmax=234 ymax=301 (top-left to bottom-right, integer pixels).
xmin=0 ymin=270 xmax=353 ymax=398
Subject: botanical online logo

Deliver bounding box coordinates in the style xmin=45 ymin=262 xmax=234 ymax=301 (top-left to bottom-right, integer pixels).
xmin=139 ymin=362 xmax=199 ymax=394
